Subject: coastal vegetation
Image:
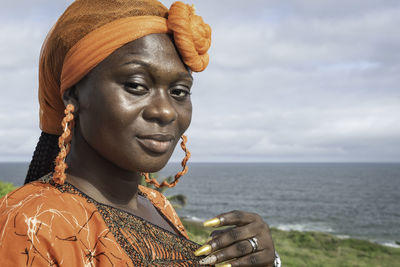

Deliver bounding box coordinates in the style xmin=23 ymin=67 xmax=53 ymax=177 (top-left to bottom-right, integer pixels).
xmin=0 ymin=181 xmax=15 ymax=198
xmin=141 ymin=173 xmax=187 ymax=209
xmin=182 ymin=219 xmax=400 ymax=267
xmin=1 ymin=181 xmax=399 ymax=266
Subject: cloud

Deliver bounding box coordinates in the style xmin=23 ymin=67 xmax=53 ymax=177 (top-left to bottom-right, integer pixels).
xmin=0 ymin=0 xmax=399 ymax=162
xmin=0 ymin=0 xmax=73 ymax=23
xmin=184 ymin=100 xmax=400 ymax=161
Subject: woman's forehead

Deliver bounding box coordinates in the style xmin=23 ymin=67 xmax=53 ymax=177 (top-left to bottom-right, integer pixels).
xmin=109 ymin=34 xmax=179 ymax=64
xmin=92 ymin=33 xmax=192 ymax=80
xmin=96 ymin=34 xmax=188 ymax=74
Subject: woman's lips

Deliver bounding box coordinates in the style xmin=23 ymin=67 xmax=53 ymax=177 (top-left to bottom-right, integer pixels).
xmin=136 ymin=134 xmax=174 ymax=154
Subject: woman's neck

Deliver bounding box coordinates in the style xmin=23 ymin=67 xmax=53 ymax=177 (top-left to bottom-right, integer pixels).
xmin=65 ymin=130 xmax=142 ymax=211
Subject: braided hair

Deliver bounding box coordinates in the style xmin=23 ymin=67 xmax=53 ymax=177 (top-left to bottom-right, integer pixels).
xmin=25 ymin=132 xmax=60 ymax=184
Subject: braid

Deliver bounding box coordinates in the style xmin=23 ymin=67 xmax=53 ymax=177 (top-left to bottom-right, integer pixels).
xmin=25 ymin=132 xmax=60 ymax=184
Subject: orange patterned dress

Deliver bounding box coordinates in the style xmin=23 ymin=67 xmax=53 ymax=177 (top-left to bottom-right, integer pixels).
xmin=0 ymin=174 xmax=204 ymax=266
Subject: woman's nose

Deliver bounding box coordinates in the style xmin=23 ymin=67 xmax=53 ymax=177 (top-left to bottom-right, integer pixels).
xmin=142 ymin=90 xmax=177 ymax=125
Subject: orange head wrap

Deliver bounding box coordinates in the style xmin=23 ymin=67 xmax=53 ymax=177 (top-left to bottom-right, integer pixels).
xmin=38 ymin=0 xmax=211 ymax=135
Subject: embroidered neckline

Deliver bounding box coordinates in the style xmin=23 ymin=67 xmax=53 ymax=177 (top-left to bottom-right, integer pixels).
xmin=40 ymin=174 xmax=189 ymax=240
xmin=38 ymin=174 xmax=204 ymax=266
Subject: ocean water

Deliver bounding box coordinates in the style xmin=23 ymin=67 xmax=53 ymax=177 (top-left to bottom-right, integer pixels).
xmin=1 ymin=162 xmax=399 ymax=247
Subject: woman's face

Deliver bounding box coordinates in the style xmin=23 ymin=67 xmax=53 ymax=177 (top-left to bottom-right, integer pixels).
xmin=73 ymin=33 xmax=193 ymax=172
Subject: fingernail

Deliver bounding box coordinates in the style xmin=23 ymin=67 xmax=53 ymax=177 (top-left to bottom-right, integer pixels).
xmin=203 ymin=217 xmax=221 ymax=227
xmin=215 ymin=263 xmax=231 ymax=267
xmin=199 ymin=254 xmax=217 ymax=265
xmin=194 ymin=244 xmax=212 ymax=256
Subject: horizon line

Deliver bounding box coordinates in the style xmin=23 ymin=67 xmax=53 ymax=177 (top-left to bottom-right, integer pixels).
xmin=1 ymin=161 xmax=399 ymax=164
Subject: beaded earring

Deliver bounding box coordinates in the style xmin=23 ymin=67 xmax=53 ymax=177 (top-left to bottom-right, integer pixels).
xmin=53 ymin=104 xmax=75 ymax=184
xmin=52 ymin=105 xmax=190 ymax=187
xmin=141 ymin=135 xmax=191 ymax=188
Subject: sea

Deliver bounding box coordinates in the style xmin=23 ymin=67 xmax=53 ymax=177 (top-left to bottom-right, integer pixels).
xmin=1 ymin=162 xmax=399 ymax=248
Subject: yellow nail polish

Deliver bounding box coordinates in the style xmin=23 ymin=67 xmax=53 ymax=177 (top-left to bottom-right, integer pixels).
xmin=194 ymin=244 xmax=212 ymax=256
xmin=199 ymin=255 xmax=217 ymax=265
xmin=215 ymin=263 xmax=232 ymax=267
xmin=203 ymin=217 xmax=221 ymax=227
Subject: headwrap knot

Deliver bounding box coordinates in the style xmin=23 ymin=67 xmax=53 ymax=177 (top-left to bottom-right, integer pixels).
xmin=167 ymin=2 xmax=211 ymax=72
xmin=39 ymin=0 xmax=211 ymax=135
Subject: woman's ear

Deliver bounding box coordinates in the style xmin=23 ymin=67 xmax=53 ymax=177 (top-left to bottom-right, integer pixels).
xmin=62 ymin=86 xmax=79 ymax=114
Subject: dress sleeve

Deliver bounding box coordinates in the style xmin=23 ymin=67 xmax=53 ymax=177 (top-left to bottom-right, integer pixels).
xmin=0 ymin=187 xmax=62 ymax=266
xmin=0 ymin=183 xmax=134 ymax=267
xmin=0 ymin=213 xmax=60 ymax=266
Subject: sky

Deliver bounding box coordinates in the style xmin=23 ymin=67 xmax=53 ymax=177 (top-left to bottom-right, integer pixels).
xmin=0 ymin=0 xmax=399 ymax=162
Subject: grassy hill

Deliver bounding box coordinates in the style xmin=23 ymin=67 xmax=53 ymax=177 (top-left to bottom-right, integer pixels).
xmin=2 ymin=182 xmax=399 ymax=266
xmin=0 ymin=181 xmax=15 ymax=198
xmin=182 ymin=219 xmax=400 ymax=267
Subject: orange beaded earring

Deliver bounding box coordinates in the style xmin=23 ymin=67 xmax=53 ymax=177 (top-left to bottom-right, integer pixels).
xmin=53 ymin=104 xmax=75 ymax=184
xmin=52 ymin=106 xmax=190 ymax=187
xmin=141 ymin=135 xmax=191 ymax=188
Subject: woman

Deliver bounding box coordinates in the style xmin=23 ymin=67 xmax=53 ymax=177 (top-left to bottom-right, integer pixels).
xmin=0 ymin=0 xmax=279 ymax=266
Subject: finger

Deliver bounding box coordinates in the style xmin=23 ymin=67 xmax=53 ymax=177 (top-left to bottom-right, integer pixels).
xmin=210 ymin=227 xmax=234 ymax=238
xmin=225 ymin=249 xmax=275 ymax=267
xmin=199 ymin=238 xmax=255 ymax=265
xmin=194 ymin=226 xmax=261 ymax=258
xmin=208 ymin=223 xmax=262 ymax=252
xmin=204 ymin=210 xmax=261 ymax=228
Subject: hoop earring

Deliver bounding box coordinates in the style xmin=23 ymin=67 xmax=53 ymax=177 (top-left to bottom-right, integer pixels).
xmin=53 ymin=104 xmax=75 ymax=184
xmin=142 ymin=135 xmax=191 ymax=188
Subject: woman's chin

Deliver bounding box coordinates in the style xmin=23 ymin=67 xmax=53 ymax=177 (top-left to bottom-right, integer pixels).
xmin=137 ymin=162 xmax=167 ymax=173
xmin=114 ymin=153 xmax=172 ymax=174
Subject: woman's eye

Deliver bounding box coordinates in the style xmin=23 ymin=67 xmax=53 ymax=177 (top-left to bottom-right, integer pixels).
xmin=124 ymin=82 xmax=148 ymax=95
xmin=170 ymin=87 xmax=191 ymax=99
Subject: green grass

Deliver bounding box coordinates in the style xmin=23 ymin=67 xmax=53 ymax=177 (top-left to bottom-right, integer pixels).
xmin=0 ymin=181 xmax=16 ymax=198
xmin=2 ymin=182 xmax=399 ymax=266
xmin=182 ymin=218 xmax=215 ymax=244
xmin=182 ymin=219 xmax=400 ymax=267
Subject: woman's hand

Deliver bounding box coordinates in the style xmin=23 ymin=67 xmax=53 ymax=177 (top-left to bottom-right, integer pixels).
xmin=195 ymin=210 xmax=277 ymax=266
